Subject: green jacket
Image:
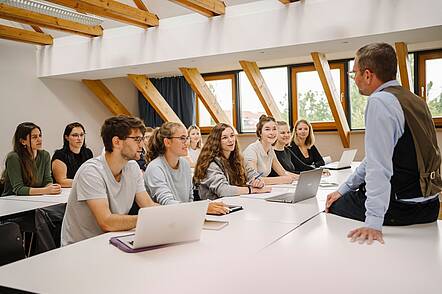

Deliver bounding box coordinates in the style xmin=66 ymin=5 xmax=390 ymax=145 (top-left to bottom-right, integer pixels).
xmin=2 ymin=150 xmax=52 ymax=196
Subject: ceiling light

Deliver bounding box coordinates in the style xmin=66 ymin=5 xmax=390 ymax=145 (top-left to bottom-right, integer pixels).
xmin=0 ymin=0 xmax=103 ymax=26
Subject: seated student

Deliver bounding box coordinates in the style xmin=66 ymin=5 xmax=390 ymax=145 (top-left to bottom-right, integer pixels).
xmin=136 ymin=126 xmax=154 ymax=171
xmin=243 ymin=115 xmax=298 ymax=185
xmin=273 ymin=121 xmax=301 ymax=174
xmin=61 ymin=116 xmax=157 ymax=246
xmin=52 ymin=122 xmax=93 ymax=188
xmin=144 ymin=122 xmax=229 ymax=215
xmin=2 ymin=122 xmax=61 ymax=196
xmin=193 ymin=123 xmax=271 ymax=200
xmin=288 ymin=119 xmax=325 ymax=171
xmin=1 ymin=122 xmax=64 ymax=253
xmin=186 ymin=125 xmax=202 ymax=168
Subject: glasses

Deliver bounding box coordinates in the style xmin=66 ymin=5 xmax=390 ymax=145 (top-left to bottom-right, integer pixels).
xmin=168 ymin=136 xmax=190 ymax=143
xmin=71 ymin=133 xmax=85 ymax=139
xmin=127 ymin=136 xmax=144 ymax=144
xmin=348 ymin=68 xmax=371 ymax=80
xmin=347 ymin=70 xmax=356 ymax=80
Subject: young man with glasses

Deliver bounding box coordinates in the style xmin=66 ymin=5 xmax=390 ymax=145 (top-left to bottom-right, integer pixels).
xmin=326 ymin=43 xmax=441 ymax=244
xmin=61 ymin=116 xmax=157 ymax=246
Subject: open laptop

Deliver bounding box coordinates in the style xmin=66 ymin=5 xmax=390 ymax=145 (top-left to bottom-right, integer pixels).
xmin=266 ymin=168 xmax=322 ymax=203
xmin=112 ymin=200 xmax=209 ymax=251
xmin=323 ymin=149 xmax=357 ymax=170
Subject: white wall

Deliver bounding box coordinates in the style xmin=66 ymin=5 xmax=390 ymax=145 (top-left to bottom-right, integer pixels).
xmin=0 ymin=40 xmax=139 ymax=165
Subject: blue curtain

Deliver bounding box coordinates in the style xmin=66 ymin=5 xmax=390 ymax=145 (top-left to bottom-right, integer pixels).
xmin=138 ymin=76 xmax=195 ymax=127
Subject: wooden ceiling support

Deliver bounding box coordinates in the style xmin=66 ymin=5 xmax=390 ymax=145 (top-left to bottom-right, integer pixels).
xmin=239 ymin=60 xmax=284 ymax=122
xmin=311 ymin=52 xmax=350 ymax=147
xmin=395 ymin=42 xmax=413 ymax=91
xmin=128 ymin=74 xmax=183 ymax=124
xmin=180 ymin=67 xmax=232 ymax=125
xmin=82 ymin=80 xmax=131 ymax=115
xmin=0 ymin=3 xmax=103 ymax=37
xmin=0 ymin=24 xmax=53 ymax=45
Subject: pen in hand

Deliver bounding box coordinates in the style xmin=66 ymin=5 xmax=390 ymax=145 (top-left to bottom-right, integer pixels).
xmin=246 ymin=172 xmax=264 ymax=186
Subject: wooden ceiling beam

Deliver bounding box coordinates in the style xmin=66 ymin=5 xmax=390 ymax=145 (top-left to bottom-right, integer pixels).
xmin=30 ymin=25 xmax=44 ymax=33
xmin=239 ymin=60 xmax=284 ymax=122
xmin=180 ymin=67 xmax=232 ymax=126
xmin=395 ymin=42 xmax=413 ymax=91
xmin=82 ymin=80 xmax=131 ymax=115
xmin=311 ymin=52 xmax=350 ymax=148
xmin=0 ymin=4 xmax=102 ymax=37
xmin=128 ymin=74 xmax=183 ymax=124
xmin=170 ymin=0 xmax=225 ymax=17
xmin=0 ymin=24 xmax=53 ymax=45
xmin=132 ymin=0 xmax=148 ymax=11
xmin=45 ymin=0 xmax=159 ymax=29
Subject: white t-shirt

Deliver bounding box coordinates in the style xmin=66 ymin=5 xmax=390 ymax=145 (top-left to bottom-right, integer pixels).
xmin=243 ymin=140 xmax=276 ymax=177
xmin=188 ymin=147 xmax=201 ymax=163
xmin=61 ymin=155 xmax=145 ymax=246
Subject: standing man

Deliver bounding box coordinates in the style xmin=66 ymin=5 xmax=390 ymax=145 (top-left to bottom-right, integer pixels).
xmin=326 ymin=43 xmax=441 ymax=244
xmin=61 ymin=115 xmax=157 ymax=245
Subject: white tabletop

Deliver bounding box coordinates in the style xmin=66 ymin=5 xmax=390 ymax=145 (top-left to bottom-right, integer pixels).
xmin=223 ymin=213 xmax=442 ymax=294
xmin=1 ymin=188 xmax=71 ymax=204
xmin=0 ymin=199 xmax=59 ymax=217
xmin=0 ymin=208 xmax=298 ymax=294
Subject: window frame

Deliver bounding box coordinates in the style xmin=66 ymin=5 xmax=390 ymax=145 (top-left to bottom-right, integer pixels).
xmin=417 ymin=50 xmax=442 ymax=127
xmin=290 ymin=62 xmax=348 ymax=131
xmin=195 ymin=73 xmax=237 ymax=133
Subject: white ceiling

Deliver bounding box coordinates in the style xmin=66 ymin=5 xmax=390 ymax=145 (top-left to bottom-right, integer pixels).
xmin=0 ymin=0 xmax=261 ymax=39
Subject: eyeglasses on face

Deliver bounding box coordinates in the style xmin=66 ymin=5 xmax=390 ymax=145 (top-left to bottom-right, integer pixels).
xmin=127 ymin=136 xmax=144 ymax=143
xmin=168 ymin=136 xmax=190 ymax=143
xmin=71 ymin=133 xmax=85 ymax=139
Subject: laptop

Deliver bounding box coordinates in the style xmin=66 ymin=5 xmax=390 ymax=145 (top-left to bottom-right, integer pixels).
xmin=110 ymin=200 xmax=209 ymax=252
xmin=323 ymin=149 xmax=357 ymax=170
xmin=266 ymin=168 xmax=323 ymax=203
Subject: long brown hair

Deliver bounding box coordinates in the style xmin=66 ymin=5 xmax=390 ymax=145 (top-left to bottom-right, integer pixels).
xmin=6 ymin=122 xmax=41 ymax=186
xmin=187 ymin=125 xmax=202 ymax=149
xmin=193 ymin=123 xmax=247 ymax=186
xmin=146 ymin=122 xmax=183 ymax=162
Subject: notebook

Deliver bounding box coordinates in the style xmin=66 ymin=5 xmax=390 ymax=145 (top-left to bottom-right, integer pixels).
xmin=110 ymin=200 xmax=209 ymax=253
xmin=266 ymin=169 xmax=322 ymax=203
xmin=323 ymin=149 xmax=357 ymax=170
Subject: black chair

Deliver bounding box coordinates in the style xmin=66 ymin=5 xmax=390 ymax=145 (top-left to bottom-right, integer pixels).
xmin=0 ymin=222 xmax=25 ymax=266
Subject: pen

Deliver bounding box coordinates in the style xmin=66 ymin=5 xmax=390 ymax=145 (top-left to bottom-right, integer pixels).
xmin=246 ymin=171 xmax=264 ymax=186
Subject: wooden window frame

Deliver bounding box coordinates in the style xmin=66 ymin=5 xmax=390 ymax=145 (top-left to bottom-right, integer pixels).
xmin=195 ymin=73 xmax=237 ymax=133
xmin=291 ymin=62 xmax=347 ymax=131
xmin=417 ymin=50 xmax=442 ymax=127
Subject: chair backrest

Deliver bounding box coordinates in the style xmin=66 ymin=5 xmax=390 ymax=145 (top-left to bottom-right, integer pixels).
xmin=0 ymin=222 xmax=25 ymax=266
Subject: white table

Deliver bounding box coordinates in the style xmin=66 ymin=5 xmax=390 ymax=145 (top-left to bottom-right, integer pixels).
xmin=0 ymin=199 xmax=301 ymax=294
xmin=0 ymin=199 xmax=59 ymax=218
xmin=1 ymin=188 xmax=71 ymax=204
xmin=223 ymin=213 xmax=442 ymax=294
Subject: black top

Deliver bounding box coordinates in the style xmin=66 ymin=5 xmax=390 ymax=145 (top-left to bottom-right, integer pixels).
xmin=287 ymin=144 xmax=325 ymax=172
xmin=51 ymin=147 xmax=93 ymax=180
xmin=136 ymin=149 xmax=148 ymax=171
xmin=274 ymin=149 xmax=297 ymax=174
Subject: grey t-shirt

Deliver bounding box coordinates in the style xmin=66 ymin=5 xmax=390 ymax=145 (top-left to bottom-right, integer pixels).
xmin=61 ymin=155 xmax=145 ymax=246
xmin=243 ymin=140 xmax=276 ymax=177
xmin=144 ymin=156 xmax=193 ymax=205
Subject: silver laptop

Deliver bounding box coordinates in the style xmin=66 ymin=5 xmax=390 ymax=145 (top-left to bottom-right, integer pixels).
xmin=323 ymin=149 xmax=357 ymax=170
xmin=117 ymin=200 xmax=209 ymax=249
xmin=266 ymin=169 xmax=323 ymax=203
